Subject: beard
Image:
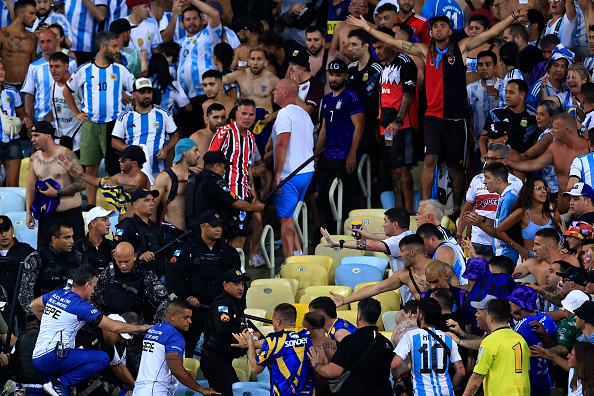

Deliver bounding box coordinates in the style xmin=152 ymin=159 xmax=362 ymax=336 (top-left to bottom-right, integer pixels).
xmin=329 ymin=80 xmax=345 ymax=91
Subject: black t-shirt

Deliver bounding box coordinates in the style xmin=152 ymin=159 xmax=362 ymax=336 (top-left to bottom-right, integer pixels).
xmin=483 ymin=106 xmax=537 ymax=152
xmin=348 ymin=59 xmax=382 ymax=125
xmin=330 ymin=326 xmax=394 ymax=396
xmin=567 ymin=211 xmax=594 ymax=229
xmin=517 ymin=45 xmax=544 ymax=75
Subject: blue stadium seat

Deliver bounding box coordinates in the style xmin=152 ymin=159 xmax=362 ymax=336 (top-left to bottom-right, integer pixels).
xmin=232 ymin=382 xmax=270 ymax=396
xmin=341 ymin=256 xmax=389 ymax=274
xmin=0 ymin=187 xmax=26 ymax=201
xmin=0 ymin=191 xmax=25 ymax=213
xmin=173 ymin=381 xmax=210 ymax=395
xmin=6 ymin=211 xmax=37 ymax=249
xmin=380 ymin=191 xmax=395 ymax=209
xmin=335 ymin=264 xmax=384 ymax=292
xmin=257 ymin=368 xmax=270 ymax=383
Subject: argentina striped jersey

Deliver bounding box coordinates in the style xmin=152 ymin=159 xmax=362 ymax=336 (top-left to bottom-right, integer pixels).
xmin=65 ymin=0 xmax=107 ymax=52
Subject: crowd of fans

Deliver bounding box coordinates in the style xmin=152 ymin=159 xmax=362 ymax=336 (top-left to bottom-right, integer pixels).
xmin=3 ymin=0 xmax=594 ymax=394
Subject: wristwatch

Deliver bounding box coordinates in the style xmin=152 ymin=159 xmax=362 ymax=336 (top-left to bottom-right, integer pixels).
xmin=313 ymin=362 xmax=321 ymax=369
xmin=56 ymin=189 xmax=63 ymax=199
xmin=339 ymin=240 xmax=345 ymax=249
xmin=394 ymin=116 xmax=403 ymax=125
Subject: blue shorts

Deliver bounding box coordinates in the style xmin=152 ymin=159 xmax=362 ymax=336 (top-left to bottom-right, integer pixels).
xmin=273 ymin=172 xmax=313 ymax=218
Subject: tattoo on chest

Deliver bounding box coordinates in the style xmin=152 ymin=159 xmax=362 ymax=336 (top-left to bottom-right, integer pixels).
xmin=261 ymin=86 xmax=267 ymax=93
xmin=34 ymin=155 xmax=58 ymax=166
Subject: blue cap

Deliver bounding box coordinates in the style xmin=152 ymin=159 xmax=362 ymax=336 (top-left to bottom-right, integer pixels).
xmin=507 ymin=284 xmax=538 ymax=311
xmin=462 ymin=257 xmax=491 ymax=280
xmin=173 ymin=138 xmax=197 ymax=164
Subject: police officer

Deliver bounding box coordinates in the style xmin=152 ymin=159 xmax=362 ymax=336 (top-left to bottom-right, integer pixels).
xmin=201 ymin=269 xmax=255 ymax=396
xmin=166 ymin=209 xmax=241 ymax=356
xmin=73 ymin=207 xmax=116 ymax=272
xmin=115 ymin=189 xmax=168 ymax=275
xmin=185 ymin=151 xmax=264 ymax=238
xmin=19 ymin=221 xmax=86 ymax=323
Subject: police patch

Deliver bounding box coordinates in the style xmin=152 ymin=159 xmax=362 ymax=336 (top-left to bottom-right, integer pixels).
xmin=174 ymin=249 xmax=181 ymax=256
xmin=220 ymin=313 xmax=230 ymax=322
xmin=116 ymin=229 xmax=124 ymax=236
xmin=218 ymin=306 xmax=229 ymax=313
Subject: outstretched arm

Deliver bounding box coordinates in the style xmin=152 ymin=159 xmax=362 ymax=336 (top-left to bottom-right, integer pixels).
xmin=460 ymin=11 xmax=518 ymax=54
xmin=508 ymin=148 xmax=554 ymax=172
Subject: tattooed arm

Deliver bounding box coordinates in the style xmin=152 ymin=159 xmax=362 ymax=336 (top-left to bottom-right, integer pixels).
xmin=57 ymin=153 xmax=101 ymax=187
xmin=445 ymin=263 xmax=461 ymax=286
xmin=462 ymin=373 xmax=485 ymax=396
xmin=320 ymin=229 xmax=390 ymax=254
xmin=537 ymin=288 xmax=565 ymax=308
xmin=56 ymin=153 xmax=86 ymax=196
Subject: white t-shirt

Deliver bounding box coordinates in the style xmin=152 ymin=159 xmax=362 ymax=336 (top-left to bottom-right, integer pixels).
xmin=127 ymin=16 xmax=163 ymax=53
xmin=51 ymin=82 xmax=83 ymax=152
xmin=568 ymin=368 xmax=583 ymax=396
xmin=271 ymin=104 xmax=315 ymax=179
xmin=545 ymin=13 xmax=578 ymax=48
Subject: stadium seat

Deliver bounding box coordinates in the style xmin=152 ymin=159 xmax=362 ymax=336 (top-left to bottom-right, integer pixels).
xmin=382 ymin=311 xmax=398 ymax=332
xmin=256 ymin=369 xmax=270 ymax=383
xmin=286 ymin=255 xmax=333 ymax=274
xmin=291 ymin=303 xmax=309 ymax=326
xmin=6 ymin=211 xmax=37 ymax=249
xmin=251 ymin=278 xmax=298 ymax=298
xmin=232 ymin=382 xmax=268 ymax=392
xmin=0 ymin=191 xmax=25 ymax=213
xmin=245 ymin=308 xmax=268 ymax=328
xmin=336 ymin=310 xmax=358 ymax=326
xmin=18 ymin=157 xmax=29 ymax=188
xmin=259 ymin=326 xmax=275 ymax=336
xmin=300 ymin=285 xmax=353 ymax=311
xmin=409 ymin=215 xmax=418 ymax=231
xmin=314 ymin=244 xmax=364 ymax=284
xmin=234 ymin=368 xmax=248 ymax=383
xmin=380 ymin=331 xmax=393 ymax=340
xmin=380 ymin=191 xmax=395 ymax=209
xmin=351 ymin=282 xmax=401 ymax=330
xmin=233 ymin=387 xmax=270 ymax=396
xmin=343 ymin=215 xmax=385 ymax=234
xmin=365 ymin=251 xmax=390 ymax=262
xmin=341 ymin=256 xmax=389 ymax=274
xmin=232 ymin=357 xmax=251 ymax=381
xmin=319 ymin=234 xmax=354 ymax=245
xmin=0 ymin=186 xmax=26 ymax=200
xmin=183 ymin=358 xmax=200 ymax=376
xmin=174 ymin=383 xmax=211 ymax=396
xmin=246 ymin=284 xmax=294 ymax=317
xmin=335 ymin=264 xmax=384 ymax=293
xmin=280 ymin=262 xmax=329 ymax=301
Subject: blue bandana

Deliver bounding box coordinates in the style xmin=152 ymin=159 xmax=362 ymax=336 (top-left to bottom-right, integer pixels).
xmin=435 ymin=44 xmax=451 ymax=69
xmin=31 ymin=179 xmax=61 ymax=220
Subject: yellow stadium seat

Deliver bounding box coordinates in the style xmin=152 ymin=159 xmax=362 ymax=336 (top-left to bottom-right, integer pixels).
xmin=245 ymin=308 xmax=268 ymax=328
xmin=286 ymin=255 xmax=333 ymax=274
xmin=319 ymin=234 xmax=354 ymax=244
xmin=259 ymin=326 xmax=275 ymax=336
xmin=352 ymin=282 xmax=400 ymax=330
xmin=348 ymin=209 xmax=386 ymax=218
xmin=344 ymin=215 xmax=386 ymax=234
xmin=299 ymin=285 xmax=353 ymax=311
xmin=314 ymin=244 xmax=364 ymax=285
xmin=183 ymin=358 xmax=200 ymax=376
xmin=291 ymin=303 xmax=309 ymax=327
xmin=336 ymin=310 xmax=358 ymax=326
xmin=251 ymin=278 xmax=298 ymax=299
xmin=234 ymin=368 xmax=248 ymax=383
xmin=380 ymin=331 xmax=393 ymax=341
xmin=18 ymin=157 xmax=29 ymax=188
xmin=366 ymin=251 xmax=389 ymax=260
xmin=280 ymin=262 xmax=329 ymax=301
xmin=246 ymin=284 xmax=295 ymax=317
xmin=232 ymin=357 xmax=251 ymax=381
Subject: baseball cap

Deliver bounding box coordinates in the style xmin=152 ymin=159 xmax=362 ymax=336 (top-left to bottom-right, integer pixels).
xmin=470 ymin=294 xmax=497 ymax=310
xmin=327 ymin=59 xmax=348 ymax=73
xmin=133 ymin=78 xmax=153 ymax=92
xmin=557 ymin=266 xmax=589 ymax=287
xmin=288 ymin=49 xmax=311 ymax=70
xmin=234 ymin=15 xmax=259 ymax=32
xmin=173 ymin=138 xmax=196 ymax=164
xmin=222 ymin=269 xmax=251 ymax=283
xmin=206 ymin=1 xmax=223 ymax=16
xmin=486 ymin=123 xmax=509 ymax=139
xmin=32 ymin=121 xmax=55 ymax=136
xmin=107 ymin=314 xmax=131 ymax=339
xmin=507 ymin=284 xmax=538 ymax=311
xmin=130 ymin=189 xmax=159 ymax=203
xmin=462 ymin=257 xmax=491 ymax=280
xmin=562 ymin=290 xmax=592 ymax=313
xmin=548 ymin=44 xmax=574 ymax=68
xmin=563 ymin=183 xmax=594 ymax=199
xmin=0 ymin=216 xmax=13 ymax=232
xmin=563 ymin=227 xmax=585 ymax=239
xmin=126 ymin=0 xmax=152 ymax=9
xmin=203 ymin=151 xmax=232 ymax=166
xmin=85 ymin=206 xmax=116 ymax=227
xmin=117 ymin=145 xmax=146 ymax=166
xmin=429 ymin=14 xmax=452 ymax=28
xmin=198 ymin=209 xmax=225 ymax=226
xmin=109 ymin=18 xmax=135 ymax=35
xmin=574 ymin=300 xmax=594 ymax=325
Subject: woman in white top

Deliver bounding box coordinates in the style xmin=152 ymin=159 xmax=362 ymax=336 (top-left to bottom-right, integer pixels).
xmin=568 ymin=342 xmax=594 ymax=396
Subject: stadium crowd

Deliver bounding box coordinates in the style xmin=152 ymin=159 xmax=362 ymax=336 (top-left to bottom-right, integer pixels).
xmin=3 ymin=0 xmax=594 ymax=394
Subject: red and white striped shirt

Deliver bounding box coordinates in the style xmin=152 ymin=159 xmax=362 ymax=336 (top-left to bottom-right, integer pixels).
xmin=209 ymin=122 xmax=256 ymax=198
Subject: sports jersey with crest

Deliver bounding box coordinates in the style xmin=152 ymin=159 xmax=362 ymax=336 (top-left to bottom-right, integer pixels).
xmin=327 ymin=318 xmax=357 ymax=340
xmin=127 ymin=16 xmax=163 ymax=53
xmin=379 ymin=52 xmax=418 ymax=133
xmin=65 ymin=0 xmax=108 ymax=52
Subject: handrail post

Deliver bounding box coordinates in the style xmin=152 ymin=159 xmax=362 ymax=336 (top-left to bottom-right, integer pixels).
xmin=293 ymin=201 xmax=308 ymax=255
xmin=235 ymin=247 xmax=245 ymax=273
xmin=357 ymin=154 xmax=371 ymax=209
xmin=259 ymin=224 xmax=275 ymax=278
xmin=329 ymin=178 xmax=343 ymax=234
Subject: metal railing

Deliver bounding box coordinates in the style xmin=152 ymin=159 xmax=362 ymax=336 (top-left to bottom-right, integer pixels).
xmin=235 ymin=247 xmax=245 ymax=273
xmin=293 ymin=201 xmax=308 ymax=255
xmin=357 ymin=154 xmax=371 ymax=209
xmin=259 ymin=224 xmax=276 ymax=278
xmin=329 ymin=178 xmax=343 ymax=234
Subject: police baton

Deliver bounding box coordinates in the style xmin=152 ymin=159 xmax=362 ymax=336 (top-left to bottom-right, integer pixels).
xmin=261 ymin=147 xmax=326 ymax=203
xmin=201 ymin=305 xmax=273 ymax=324
xmin=137 ymin=230 xmax=193 ymax=265
xmin=5 ymin=261 xmax=24 ymax=352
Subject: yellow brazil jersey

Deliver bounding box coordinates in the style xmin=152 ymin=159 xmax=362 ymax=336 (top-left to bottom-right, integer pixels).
xmin=474 ymin=327 xmax=531 ymax=396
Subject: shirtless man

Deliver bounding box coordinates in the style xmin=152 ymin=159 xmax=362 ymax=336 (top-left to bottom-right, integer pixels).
xmin=331 ymin=0 xmax=371 ymax=62
xmin=331 ymin=234 xmax=444 ymax=307
xmin=302 ymin=311 xmax=337 ymax=394
xmin=0 ymin=0 xmax=37 ymax=86
xmin=25 ymin=121 xmax=85 ymax=249
xmin=306 ymin=26 xmax=348 ymax=94
xmin=201 ymin=70 xmax=236 ymax=118
xmin=190 ymin=103 xmax=226 ymax=168
xmin=508 ymin=112 xmax=589 ymax=213
xmin=513 ymin=228 xmax=579 ymax=286
xmin=152 ymin=138 xmax=200 ymax=235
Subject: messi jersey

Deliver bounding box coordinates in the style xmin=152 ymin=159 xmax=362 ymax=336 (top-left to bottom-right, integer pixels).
xmin=256 ymin=327 xmax=314 ymax=396
xmin=321 ymin=88 xmax=364 ymax=160
xmin=328 ymin=318 xmax=357 ymax=341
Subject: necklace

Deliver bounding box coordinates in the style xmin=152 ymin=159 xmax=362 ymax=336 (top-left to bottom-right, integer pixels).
xmin=528 ymin=208 xmax=542 ymax=215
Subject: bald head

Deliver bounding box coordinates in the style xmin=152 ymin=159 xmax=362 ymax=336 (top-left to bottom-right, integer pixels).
xmin=113 ymin=242 xmax=136 ymax=273
xmin=425 ymin=261 xmax=451 ymax=289
xmin=39 ymin=28 xmax=58 ymax=56
xmin=39 ymin=28 xmax=57 ymax=40
xmin=426 ymin=261 xmax=449 ymax=276
xmin=273 ymin=79 xmax=299 ymax=107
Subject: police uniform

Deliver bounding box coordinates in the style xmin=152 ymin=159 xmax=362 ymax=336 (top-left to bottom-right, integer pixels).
xmin=0 ymin=238 xmax=34 ymax=300
xmin=166 ymin=225 xmax=241 ymax=355
xmin=201 ymin=270 xmax=254 ymax=396
xmin=73 ymin=235 xmax=114 ymax=273
xmin=115 ymin=213 xmax=167 ymax=275
xmin=18 ymin=245 xmax=86 ymax=322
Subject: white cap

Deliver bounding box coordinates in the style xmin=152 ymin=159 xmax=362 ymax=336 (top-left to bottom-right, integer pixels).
xmin=86 ymin=206 xmax=116 ymax=227
xmin=107 ymin=314 xmax=131 ymax=339
xmin=470 ymin=294 xmax=497 ymax=310
xmin=562 ymin=290 xmax=592 ymax=314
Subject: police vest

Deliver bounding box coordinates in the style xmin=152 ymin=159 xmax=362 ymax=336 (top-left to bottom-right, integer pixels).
xmin=188 ymin=251 xmax=226 ymax=302
xmin=36 ymin=249 xmax=80 ymax=294
xmin=0 ymin=242 xmax=33 ymax=298
xmin=123 ymin=218 xmax=167 ymax=274
xmin=204 ymin=294 xmax=248 ymax=359
xmin=102 ymin=265 xmax=145 ymax=315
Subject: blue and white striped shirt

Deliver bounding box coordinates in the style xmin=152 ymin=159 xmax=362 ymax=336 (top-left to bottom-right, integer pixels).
xmin=570 ymin=152 xmax=594 ymax=187
xmin=112 ymin=106 xmax=177 ymax=175
xmin=153 ymin=80 xmax=190 ymax=114
xmin=29 ymin=11 xmax=72 ymax=38
xmin=158 ymin=12 xmax=186 ymax=42
xmin=584 ymin=55 xmax=594 ymax=73
xmin=0 ymin=0 xmax=12 ymax=29
xmin=537 ymin=129 xmax=558 ymax=193
xmin=67 ymin=61 xmax=134 ymax=124
xmin=526 ymin=77 xmax=567 ymax=113
xmin=467 ymin=79 xmax=501 ymax=149
xmin=105 ymin=0 xmax=129 ymax=29
xmin=177 ymin=24 xmax=222 ymax=98
xmin=127 ymin=16 xmax=162 ymax=54
xmin=0 ymin=84 xmax=22 ymax=143
xmin=65 ymin=0 xmax=108 ymax=52
xmin=21 ymin=56 xmax=77 ymax=122
xmin=498 ymin=68 xmax=525 ymax=107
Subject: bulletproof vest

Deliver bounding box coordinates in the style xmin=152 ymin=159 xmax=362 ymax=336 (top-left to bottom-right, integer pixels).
xmin=185 ymin=170 xmax=205 ymax=232
xmin=204 ymin=294 xmax=248 ymax=359
xmin=102 ymin=263 xmax=145 ymax=315
xmin=78 ymin=242 xmax=110 ymax=273
xmin=127 ymin=219 xmax=167 ymax=275
xmin=0 ymin=243 xmax=33 ymax=298
xmin=36 ymin=248 xmax=79 ymax=295
xmin=188 ymin=250 xmax=225 ymax=302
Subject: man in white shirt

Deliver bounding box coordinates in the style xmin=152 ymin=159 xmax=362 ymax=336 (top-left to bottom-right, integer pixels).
xmin=270 ymin=79 xmax=315 ymax=259
xmin=125 ymin=0 xmax=162 ymax=55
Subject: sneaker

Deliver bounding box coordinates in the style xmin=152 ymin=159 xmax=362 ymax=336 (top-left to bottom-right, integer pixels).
xmin=43 ymin=381 xmax=70 ymax=396
xmin=249 ymin=254 xmax=266 ymax=267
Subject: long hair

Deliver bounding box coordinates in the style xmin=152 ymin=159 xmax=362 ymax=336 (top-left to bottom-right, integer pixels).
xmin=511 ymin=177 xmax=553 ymax=219
xmin=148 ymin=53 xmax=175 ymax=93
xmin=429 ymin=35 xmax=455 ymax=65
xmin=571 ymin=342 xmax=594 ymax=395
